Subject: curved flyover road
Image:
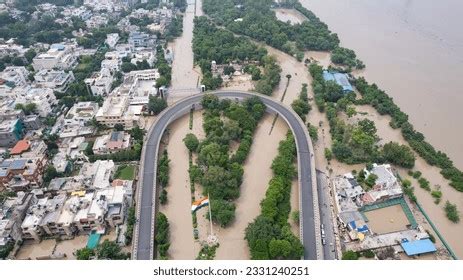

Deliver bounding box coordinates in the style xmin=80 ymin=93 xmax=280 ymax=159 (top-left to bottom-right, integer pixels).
xmin=132 ymin=90 xmax=322 ymax=260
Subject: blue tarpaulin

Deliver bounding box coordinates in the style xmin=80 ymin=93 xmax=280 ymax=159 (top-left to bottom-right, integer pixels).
xmin=348 ymin=221 xmax=369 ymax=232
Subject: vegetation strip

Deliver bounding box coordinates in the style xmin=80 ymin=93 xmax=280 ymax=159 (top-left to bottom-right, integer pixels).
xmin=245 ymin=133 xmax=303 ymax=260
xmin=186 ymin=94 xmax=266 ymax=227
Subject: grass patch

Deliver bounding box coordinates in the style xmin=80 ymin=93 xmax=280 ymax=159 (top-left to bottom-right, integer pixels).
xmin=114 ymin=165 xmax=136 ymax=180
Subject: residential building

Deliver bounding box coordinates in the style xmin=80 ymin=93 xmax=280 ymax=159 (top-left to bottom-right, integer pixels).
xmin=130 ymin=49 xmax=156 ymax=67
xmin=32 ymin=43 xmax=78 ymax=71
xmin=79 ymin=160 xmax=115 ymax=190
xmin=34 ymin=70 xmax=75 ymax=93
xmin=22 ymin=115 xmax=42 ymax=131
xmin=0 ymin=43 xmax=27 ymax=58
xmin=102 ymin=185 xmax=125 ymax=227
xmin=93 ymin=131 xmax=131 ymax=155
xmin=128 ymin=31 xmax=156 ymax=48
xmin=0 ymin=157 xmax=46 ymax=191
xmin=115 ymin=69 xmax=160 ymax=105
xmin=11 ymin=139 xmax=47 ymax=159
xmin=115 ymin=44 xmax=134 ymax=58
xmin=105 ymin=33 xmax=120 ymax=49
xmin=64 ymin=101 xmax=99 ymax=127
xmin=52 ymin=150 xmax=71 ymax=174
xmin=38 ymin=194 xmax=67 ymax=237
xmin=21 ymin=195 xmax=66 ymax=241
xmin=84 ymin=68 xmax=113 ymax=96
xmin=86 ymin=14 xmax=109 ymax=29
xmin=0 ymin=192 xmax=34 ymax=247
xmin=14 ymin=86 xmax=57 ymax=117
xmin=95 ymin=95 xmax=140 ymax=128
xmin=74 ymin=189 xmax=109 ymax=233
xmin=0 ymin=119 xmax=24 ymax=148
xmin=10 ymin=140 xmax=31 ymax=156
xmin=59 ymin=191 xmax=94 ymax=235
xmin=0 ymin=66 xmax=29 ymax=87
xmin=101 ymin=51 xmax=122 ymax=72
xmin=362 ymin=164 xmax=403 ymax=204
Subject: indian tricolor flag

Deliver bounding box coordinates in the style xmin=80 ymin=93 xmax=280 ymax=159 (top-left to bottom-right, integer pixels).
xmin=191 ymin=197 xmax=209 ymax=213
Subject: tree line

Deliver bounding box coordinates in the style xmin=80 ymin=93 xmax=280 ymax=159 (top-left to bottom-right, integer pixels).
xmin=354 ymin=77 xmax=463 ymax=192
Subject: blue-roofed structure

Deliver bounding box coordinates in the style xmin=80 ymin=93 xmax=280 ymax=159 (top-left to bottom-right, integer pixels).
xmin=348 ymin=220 xmax=369 ymax=233
xmin=51 ymin=44 xmax=65 ymax=51
xmin=9 ymin=159 xmax=27 ymax=170
xmin=323 ymin=70 xmax=354 ymax=92
xmin=401 ymin=239 xmax=437 ymax=256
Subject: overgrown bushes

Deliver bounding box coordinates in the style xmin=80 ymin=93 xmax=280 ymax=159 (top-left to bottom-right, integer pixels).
xmin=444 ymin=201 xmax=460 ymax=223
xmin=291 ymin=83 xmax=311 ymax=122
xmin=124 ymin=206 xmax=135 ymax=245
xmin=155 ymin=212 xmax=170 ymax=259
xmin=158 ymin=150 xmax=170 ymax=205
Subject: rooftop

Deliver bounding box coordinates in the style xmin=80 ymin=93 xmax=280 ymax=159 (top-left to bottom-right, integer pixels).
xmin=10 ymin=140 xmax=30 ymax=155
xmin=323 ymin=70 xmax=353 ymax=92
xmin=401 ymin=239 xmax=437 ymax=256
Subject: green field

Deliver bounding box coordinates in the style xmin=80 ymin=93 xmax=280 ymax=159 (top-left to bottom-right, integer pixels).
xmin=114 ymin=165 xmax=136 ymax=180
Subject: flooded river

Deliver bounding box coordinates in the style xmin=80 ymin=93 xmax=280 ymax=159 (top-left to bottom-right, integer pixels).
xmin=301 ymin=0 xmax=463 ymax=170
xmin=168 ymin=0 xmax=202 ymax=102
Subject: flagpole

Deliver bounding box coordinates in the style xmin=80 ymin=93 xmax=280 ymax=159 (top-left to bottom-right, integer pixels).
xmin=208 ymin=193 xmax=213 ymax=236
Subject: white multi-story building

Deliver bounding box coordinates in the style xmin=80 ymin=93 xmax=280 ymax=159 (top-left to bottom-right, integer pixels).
xmin=64 ymin=101 xmax=99 ymax=127
xmin=79 ymin=160 xmax=115 ymax=190
xmin=14 ymin=87 xmax=57 ymax=117
xmin=21 ymin=195 xmax=66 ymax=241
xmin=84 ymin=68 xmax=113 ymax=96
xmin=95 ymin=95 xmax=140 ymax=129
xmin=101 ymin=51 xmax=122 ymax=73
xmin=105 ymin=33 xmax=120 ymax=49
xmin=131 ymin=49 xmax=156 ymax=67
xmin=128 ymin=31 xmax=156 ymax=49
xmin=0 ymin=66 xmax=29 ymax=87
xmin=0 ymin=43 xmax=27 ymax=58
xmin=86 ymin=14 xmax=109 ymax=29
xmin=115 ymin=69 xmax=160 ymax=106
xmin=32 ymin=43 xmax=78 ymax=71
xmin=34 ymin=70 xmax=75 ymax=93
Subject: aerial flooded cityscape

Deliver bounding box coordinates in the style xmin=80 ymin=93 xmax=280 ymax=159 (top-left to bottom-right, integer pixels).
xmin=0 ymin=0 xmax=462 ymax=264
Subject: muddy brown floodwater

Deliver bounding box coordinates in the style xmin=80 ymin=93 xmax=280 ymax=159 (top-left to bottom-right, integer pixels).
xmin=168 ymin=0 xmax=202 ymax=103
xmin=348 ymin=105 xmax=463 ymax=258
xmin=301 ymin=0 xmax=463 ymax=170
xmin=215 ymin=115 xmax=291 ymax=259
xmin=160 ymin=110 xmax=205 ymax=259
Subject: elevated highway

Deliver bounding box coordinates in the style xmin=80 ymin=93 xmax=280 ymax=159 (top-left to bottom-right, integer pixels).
xmin=132 ymin=91 xmax=322 ymax=260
